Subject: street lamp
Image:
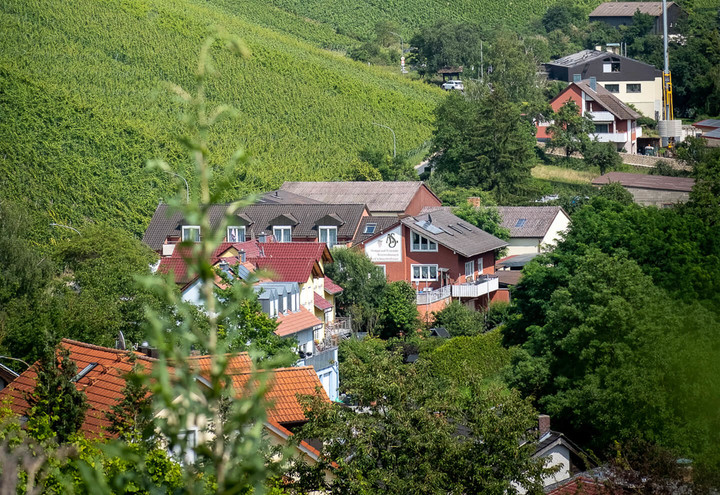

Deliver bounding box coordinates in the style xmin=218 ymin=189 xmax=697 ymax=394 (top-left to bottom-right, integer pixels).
xmin=50 ymin=223 xmax=80 ymax=234
xmin=165 ymin=171 xmax=190 ymax=203
xmin=372 ymin=122 xmax=396 ymax=158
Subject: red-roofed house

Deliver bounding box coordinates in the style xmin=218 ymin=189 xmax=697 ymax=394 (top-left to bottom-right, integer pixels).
xmin=0 ymin=339 xmax=330 ymax=465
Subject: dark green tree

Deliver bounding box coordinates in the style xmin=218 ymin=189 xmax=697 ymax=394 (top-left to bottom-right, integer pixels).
xmin=431 ymin=300 xmax=485 ymax=336
xmin=485 ymin=31 xmax=546 ymax=106
xmin=106 ymin=358 xmax=154 ymax=445
xmin=431 ymin=88 xmax=536 ymax=203
xmin=378 ymin=281 xmax=419 ymax=339
xmin=452 ymin=202 xmax=510 ymax=243
xmin=325 ymin=248 xmax=387 ymax=333
xmin=584 ymin=140 xmax=622 ymax=175
xmin=542 ymin=2 xmax=586 ymax=32
xmin=26 ymin=344 xmax=88 ymax=443
xmin=410 ymin=20 xmax=485 ymax=76
xmin=547 ymin=100 xmax=594 ymax=158
xmin=295 ymin=338 xmax=547 ymax=494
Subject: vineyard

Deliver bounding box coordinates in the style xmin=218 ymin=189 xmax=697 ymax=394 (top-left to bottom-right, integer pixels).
xmin=261 ymin=0 xmax=602 ymax=40
xmin=0 ymin=0 xmax=442 ymax=238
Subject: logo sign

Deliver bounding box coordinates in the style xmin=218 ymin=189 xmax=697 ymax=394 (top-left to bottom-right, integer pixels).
xmin=365 ymin=226 xmax=402 ymax=262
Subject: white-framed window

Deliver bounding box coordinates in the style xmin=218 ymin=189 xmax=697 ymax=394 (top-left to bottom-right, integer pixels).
xmin=273 ymin=226 xmax=291 ymax=242
xmin=226 ymin=226 xmax=245 ymax=243
xmin=465 ymin=260 xmax=474 ymax=280
xmin=626 ymin=83 xmax=641 ymax=93
xmin=319 ymin=226 xmax=338 ymax=248
xmin=182 ymin=225 xmax=200 ymax=242
xmin=378 ymin=265 xmax=386 ymax=278
xmin=411 ymin=231 xmax=438 ymax=252
xmin=364 ymin=223 xmax=377 ymax=235
xmin=172 ymin=427 xmax=198 ymax=465
xmin=411 ymin=264 xmax=438 ymax=281
xmin=269 ymin=297 xmax=277 ymax=318
xmin=604 ymin=84 xmax=620 ymax=93
xmin=478 ymin=257 xmax=484 ymax=274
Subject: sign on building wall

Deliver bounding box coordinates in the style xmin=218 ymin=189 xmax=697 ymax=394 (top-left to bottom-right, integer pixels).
xmin=365 ymin=226 xmax=402 ymax=262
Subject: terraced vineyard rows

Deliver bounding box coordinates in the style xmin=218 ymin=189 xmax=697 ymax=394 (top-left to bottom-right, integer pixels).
xmin=0 ymin=0 xmax=442 ymax=237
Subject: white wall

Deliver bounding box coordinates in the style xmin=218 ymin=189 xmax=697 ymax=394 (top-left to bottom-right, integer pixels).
xmin=540 ymin=211 xmax=571 ymax=249
xmin=507 ymin=238 xmax=542 ymax=256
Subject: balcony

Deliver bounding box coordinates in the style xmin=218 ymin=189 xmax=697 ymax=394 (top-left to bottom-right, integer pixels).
xmin=300 ymin=346 xmax=338 ymax=372
xmin=451 ymin=275 xmax=499 ymax=298
xmin=593 ymin=132 xmax=628 ymax=143
xmin=416 ymin=285 xmax=451 ymax=305
xmin=587 ymin=111 xmax=615 ymax=122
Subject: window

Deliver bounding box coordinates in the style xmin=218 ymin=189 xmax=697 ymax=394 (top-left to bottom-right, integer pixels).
xmin=172 ymin=428 xmax=198 ymax=464
xmin=378 ymin=265 xmax=386 ymax=277
xmin=465 ymin=261 xmax=474 ymax=280
xmin=412 ymin=264 xmax=438 ymax=281
xmin=226 ymin=226 xmax=245 ymax=243
xmin=364 ymin=223 xmax=377 ymax=235
xmin=626 ymin=83 xmax=641 ymax=93
xmin=273 ymin=226 xmax=291 ymax=242
xmin=594 ymin=123 xmax=610 ymax=134
xmin=603 ymin=59 xmax=621 ymax=73
xmin=604 ymin=84 xmax=620 ymax=93
xmin=319 ymin=226 xmax=338 ymax=248
xmin=411 ymin=231 xmax=438 ymax=252
xmin=515 ymin=218 xmax=527 ymax=228
xmin=182 ymin=225 xmax=200 ymax=242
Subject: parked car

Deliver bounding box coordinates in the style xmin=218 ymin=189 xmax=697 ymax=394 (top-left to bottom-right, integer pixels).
xmin=441 ymin=80 xmax=464 ymax=91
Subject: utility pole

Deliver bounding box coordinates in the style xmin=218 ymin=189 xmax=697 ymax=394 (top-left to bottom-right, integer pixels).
xmin=165 ymin=171 xmax=190 ymax=203
xmin=372 ymin=122 xmax=396 ymax=158
xmin=390 ymin=31 xmax=405 ymax=73
xmin=662 ymin=0 xmax=673 ymax=121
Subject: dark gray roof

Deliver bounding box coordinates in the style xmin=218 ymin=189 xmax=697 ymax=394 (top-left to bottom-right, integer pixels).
xmin=592 ymin=172 xmax=695 ymax=192
xmin=590 ymin=2 xmax=676 ymax=17
xmin=429 ymin=327 xmax=450 ymax=338
xmin=280 ymin=181 xmax=438 ymax=214
xmin=705 ymin=128 xmax=720 ymax=139
xmin=574 ymin=80 xmax=641 ymax=120
xmin=258 ymin=190 xmax=322 ymax=205
xmin=497 ymin=253 xmax=541 ymax=268
xmin=497 ymin=206 xmax=568 ymax=239
xmin=401 ymin=209 xmax=507 ymax=258
xmin=354 ymin=216 xmax=402 ymax=244
xmin=547 ymin=49 xmax=608 ymax=67
xmin=143 ymin=202 xmax=368 ymax=251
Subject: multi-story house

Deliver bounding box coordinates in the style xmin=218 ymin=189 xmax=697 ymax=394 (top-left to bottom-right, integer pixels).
xmin=544 ymin=49 xmax=662 ymax=119
xmin=143 ymin=202 xmax=369 ymax=255
xmin=497 ymin=206 xmax=571 ymax=256
xmin=537 ymin=78 xmax=641 ymax=153
xmin=588 ymin=2 xmax=683 ymax=35
xmin=357 ymin=208 xmax=508 ymax=318
xmin=156 ymin=240 xmax=347 ymax=401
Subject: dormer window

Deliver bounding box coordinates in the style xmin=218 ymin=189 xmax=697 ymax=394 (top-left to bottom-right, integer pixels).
xmin=182 ymin=225 xmax=200 ymax=242
xmin=602 ymin=57 xmax=621 ymax=73
xmin=319 ymin=226 xmax=338 ymax=248
xmin=227 ymin=226 xmax=246 ymax=243
xmin=411 ymin=231 xmax=438 ymax=252
xmin=273 ymin=226 xmax=291 ymax=242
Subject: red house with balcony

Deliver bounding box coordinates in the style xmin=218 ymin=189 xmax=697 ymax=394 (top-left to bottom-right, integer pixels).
xmin=357 ymin=209 xmax=508 ymax=318
xmin=537 ymin=78 xmax=641 ymax=154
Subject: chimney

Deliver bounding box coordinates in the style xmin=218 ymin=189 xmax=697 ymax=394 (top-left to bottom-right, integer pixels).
xmin=538 ymin=414 xmax=551 ymax=437
xmin=589 ymin=77 xmax=597 ymax=91
xmin=258 ymin=231 xmax=267 ymax=243
xmin=467 ymin=197 xmax=482 ymax=207
xmin=240 ymin=249 xmax=246 ymax=263
xmin=573 ymin=73 xmax=581 ymax=83
xmin=594 ymin=45 xmax=602 ymax=51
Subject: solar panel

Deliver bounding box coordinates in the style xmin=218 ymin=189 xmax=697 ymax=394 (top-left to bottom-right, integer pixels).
xmin=457 ymin=222 xmax=473 ymax=231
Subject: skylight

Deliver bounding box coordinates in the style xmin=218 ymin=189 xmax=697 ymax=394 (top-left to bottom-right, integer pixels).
xmin=364 ymin=223 xmax=377 ymax=234
xmin=72 ymin=362 xmax=99 ymax=382
xmin=415 ymin=220 xmax=444 ymax=235
xmin=515 ymin=218 xmax=527 ymax=228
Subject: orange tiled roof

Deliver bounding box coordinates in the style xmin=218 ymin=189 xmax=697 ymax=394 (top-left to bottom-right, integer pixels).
xmin=0 ymin=339 xmax=157 ymax=439
xmin=323 ymin=276 xmax=343 ymax=295
xmin=187 ymin=353 xmax=253 ymax=375
xmin=275 ymin=307 xmax=323 ymax=337
xmin=231 ymin=366 xmax=327 ymax=424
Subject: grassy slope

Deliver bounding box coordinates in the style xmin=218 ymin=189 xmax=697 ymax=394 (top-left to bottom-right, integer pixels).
xmin=0 ymin=0 xmax=442 ymax=237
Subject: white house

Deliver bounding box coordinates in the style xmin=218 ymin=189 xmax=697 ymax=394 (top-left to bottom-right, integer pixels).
xmin=497 ymin=206 xmax=571 ymax=256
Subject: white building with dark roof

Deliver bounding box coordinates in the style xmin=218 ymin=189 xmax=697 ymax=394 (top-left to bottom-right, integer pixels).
xmin=497 ymin=206 xmax=571 ymax=256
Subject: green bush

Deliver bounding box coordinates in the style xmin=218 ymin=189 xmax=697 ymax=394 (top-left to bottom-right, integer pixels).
xmin=425 ymin=331 xmax=511 ymax=384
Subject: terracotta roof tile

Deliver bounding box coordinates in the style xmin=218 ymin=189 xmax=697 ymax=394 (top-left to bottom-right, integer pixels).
xmin=592 ymin=172 xmax=695 ymax=192
xmin=314 ymin=293 xmax=333 ymax=311
xmin=230 ymin=366 xmax=327 ymax=424
xmin=252 ymin=257 xmax=317 ymax=283
xmin=589 ymin=2 xmax=675 ymax=18
xmin=323 ymin=277 xmax=343 ymax=295
xmin=275 ymin=307 xmax=324 ymax=337
xmin=546 ymin=475 xmax=622 ymax=494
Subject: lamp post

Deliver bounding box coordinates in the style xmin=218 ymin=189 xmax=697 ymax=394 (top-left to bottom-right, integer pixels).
xmin=390 ymin=31 xmax=405 ymax=73
xmin=165 ymin=171 xmax=190 ymax=203
xmin=49 ymin=223 xmax=80 ymax=234
xmin=372 ymin=122 xmax=396 ymax=158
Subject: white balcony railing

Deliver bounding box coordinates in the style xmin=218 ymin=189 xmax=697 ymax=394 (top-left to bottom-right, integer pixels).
xmin=416 ymin=285 xmax=451 ymax=305
xmin=593 ymin=132 xmax=628 ymax=143
xmin=587 ymin=111 xmax=615 ymax=122
xmin=451 ymin=275 xmax=499 ymax=298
